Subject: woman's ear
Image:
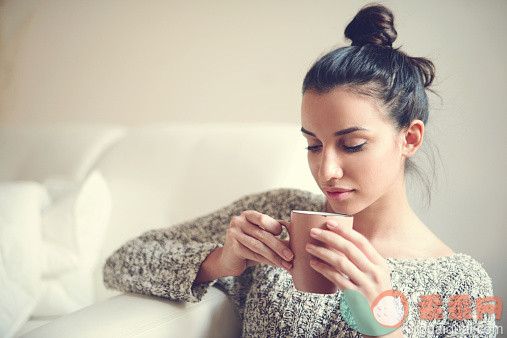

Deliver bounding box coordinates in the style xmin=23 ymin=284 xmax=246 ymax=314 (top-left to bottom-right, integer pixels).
xmin=401 ymin=120 xmax=424 ymax=158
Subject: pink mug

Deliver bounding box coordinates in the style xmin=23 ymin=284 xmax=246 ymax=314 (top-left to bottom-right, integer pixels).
xmin=285 ymin=210 xmax=354 ymax=294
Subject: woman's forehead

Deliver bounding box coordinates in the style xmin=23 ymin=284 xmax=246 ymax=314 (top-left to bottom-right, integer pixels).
xmin=301 ymin=89 xmax=388 ymax=129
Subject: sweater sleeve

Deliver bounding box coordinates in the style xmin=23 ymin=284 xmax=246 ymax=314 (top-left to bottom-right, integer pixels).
xmin=102 ymin=188 xmax=307 ymax=303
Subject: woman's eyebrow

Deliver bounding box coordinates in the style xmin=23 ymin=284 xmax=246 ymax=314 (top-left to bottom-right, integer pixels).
xmin=300 ymin=126 xmax=369 ymax=137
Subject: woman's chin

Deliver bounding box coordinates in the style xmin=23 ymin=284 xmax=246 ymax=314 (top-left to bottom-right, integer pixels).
xmin=325 ymin=200 xmax=357 ymax=216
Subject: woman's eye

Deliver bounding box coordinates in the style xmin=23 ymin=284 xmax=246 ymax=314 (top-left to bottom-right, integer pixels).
xmin=305 ymin=141 xmax=367 ymax=153
xmin=305 ymin=145 xmax=322 ymax=152
xmin=344 ymin=141 xmax=367 ymax=153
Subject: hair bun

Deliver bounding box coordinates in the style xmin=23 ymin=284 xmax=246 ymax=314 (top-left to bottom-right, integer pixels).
xmin=344 ymin=4 xmax=397 ymax=48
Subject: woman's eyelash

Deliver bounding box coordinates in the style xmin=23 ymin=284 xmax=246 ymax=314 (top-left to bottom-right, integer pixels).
xmin=305 ymin=145 xmax=322 ymax=152
xmin=305 ymin=141 xmax=367 ymax=153
xmin=345 ymin=142 xmax=367 ymax=152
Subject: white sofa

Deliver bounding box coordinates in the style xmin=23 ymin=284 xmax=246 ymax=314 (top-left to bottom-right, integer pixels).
xmin=1 ymin=122 xmax=319 ymax=337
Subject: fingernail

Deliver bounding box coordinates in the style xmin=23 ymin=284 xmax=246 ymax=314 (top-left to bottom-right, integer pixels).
xmin=306 ymin=243 xmax=316 ymax=251
xmin=282 ymin=261 xmax=292 ymax=270
xmin=284 ymin=249 xmax=293 ymax=260
xmin=310 ymin=228 xmax=322 ymax=236
xmin=327 ymin=221 xmax=338 ymax=228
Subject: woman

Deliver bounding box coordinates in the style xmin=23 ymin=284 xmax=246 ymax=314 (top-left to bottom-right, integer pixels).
xmin=103 ymin=4 xmax=496 ymax=337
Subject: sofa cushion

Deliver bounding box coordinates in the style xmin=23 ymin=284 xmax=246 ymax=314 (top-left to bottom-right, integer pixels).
xmin=0 ymin=181 xmax=49 ymax=338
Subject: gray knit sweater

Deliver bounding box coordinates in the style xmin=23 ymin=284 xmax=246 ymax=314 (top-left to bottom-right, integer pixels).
xmin=103 ymin=188 xmax=497 ymax=337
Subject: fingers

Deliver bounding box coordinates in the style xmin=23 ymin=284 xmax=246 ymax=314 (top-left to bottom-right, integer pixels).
xmin=241 ymin=211 xmax=293 ymax=262
xmin=308 ymin=257 xmax=357 ymax=291
xmin=243 ymin=210 xmax=283 ymax=236
xmin=235 ymin=231 xmax=292 ymax=271
xmin=225 ymin=231 xmax=278 ymax=270
xmin=308 ymin=225 xmax=375 ymax=273
xmin=228 ymin=212 xmax=293 ymax=271
xmin=305 ymin=241 xmax=363 ymax=286
xmin=324 ymin=221 xmax=387 ymax=267
xmin=300 ymin=221 xmax=393 ymax=304
xmin=234 ymin=236 xmax=278 ymax=267
xmin=241 ymin=220 xmax=293 ymax=260
xmin=307 ymin=222 xmax=392 ymax=294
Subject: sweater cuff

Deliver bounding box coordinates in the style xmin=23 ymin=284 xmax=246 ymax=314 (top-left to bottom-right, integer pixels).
xmin=164 ymin=242 xmax=221 ymax=302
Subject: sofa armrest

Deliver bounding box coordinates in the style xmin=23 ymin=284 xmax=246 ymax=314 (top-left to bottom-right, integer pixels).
xmin=20 ymin=287 xmax=241 ymax=338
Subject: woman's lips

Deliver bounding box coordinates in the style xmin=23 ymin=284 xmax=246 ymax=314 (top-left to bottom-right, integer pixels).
xmin=326 ymin=190 xmax=354 ymax=201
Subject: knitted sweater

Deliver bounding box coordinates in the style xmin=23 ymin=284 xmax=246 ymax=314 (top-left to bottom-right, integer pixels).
xmin=103 ymin=188 xmax=497 ymax=337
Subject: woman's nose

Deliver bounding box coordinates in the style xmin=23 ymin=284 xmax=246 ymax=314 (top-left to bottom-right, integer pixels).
xmin=318 ymin=151 xmax=344 ymax=181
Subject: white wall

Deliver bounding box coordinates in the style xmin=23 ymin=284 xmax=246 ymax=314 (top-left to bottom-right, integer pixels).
xmin=1 ymin=0 xmax=506 ymax=330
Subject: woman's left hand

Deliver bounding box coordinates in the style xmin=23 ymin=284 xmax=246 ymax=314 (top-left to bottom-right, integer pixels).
xmin=305 ymin=220 xmax=392 ymax=306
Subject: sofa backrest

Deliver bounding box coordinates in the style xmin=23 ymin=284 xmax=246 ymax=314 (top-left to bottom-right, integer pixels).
xmin=0 ymin=124 xmax=126 ymax=183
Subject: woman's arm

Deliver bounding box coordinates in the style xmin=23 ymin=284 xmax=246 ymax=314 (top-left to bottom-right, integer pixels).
xmin=102 ymin=224 xmax=223 ymax=302
xmin=102 ymin=188 xmax=303 ymax=302
xmin=103 ymin=192 xmax=256 ymax=302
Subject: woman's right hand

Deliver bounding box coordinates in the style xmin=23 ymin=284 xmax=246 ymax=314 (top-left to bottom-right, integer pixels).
xmin=218 ymin=210 xmax=294 ymax=277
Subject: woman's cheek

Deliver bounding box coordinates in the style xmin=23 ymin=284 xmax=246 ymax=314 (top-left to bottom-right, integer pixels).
xmin=308 ymin=156 xmax=321 ymax=180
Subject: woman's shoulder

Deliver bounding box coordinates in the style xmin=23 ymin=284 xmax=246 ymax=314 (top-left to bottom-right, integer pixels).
xmin=387 ymin=253 xmax=494 ymax=296
xmin=385 ymin=252 xmax=489 ymax=274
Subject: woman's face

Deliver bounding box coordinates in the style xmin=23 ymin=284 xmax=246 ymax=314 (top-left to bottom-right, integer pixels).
xmin=301 ymin=87 xmax=406 ymax=216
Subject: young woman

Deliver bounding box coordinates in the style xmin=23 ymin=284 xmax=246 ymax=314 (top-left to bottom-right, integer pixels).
xmin=104 ymin=4 xmax=496 ymax=337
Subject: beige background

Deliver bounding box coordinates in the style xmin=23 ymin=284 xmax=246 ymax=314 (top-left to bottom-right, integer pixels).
xmin=1 ymin=0 xmax=505 ymax=331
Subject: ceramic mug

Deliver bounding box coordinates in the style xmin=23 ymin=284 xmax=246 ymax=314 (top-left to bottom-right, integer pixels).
xmin=286 ymin=210 xmax=354 ymax=294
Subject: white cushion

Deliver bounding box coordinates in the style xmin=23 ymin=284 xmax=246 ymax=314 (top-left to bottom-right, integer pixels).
xmin=0 ymin=181 xmax=49 ymax=338
xmin=32 ymin=171 xmax=112 ymax=316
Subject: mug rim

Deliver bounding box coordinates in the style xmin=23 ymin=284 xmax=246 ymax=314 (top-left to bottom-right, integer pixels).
xmin=291 ymin=210 xmax=352 ymax=217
